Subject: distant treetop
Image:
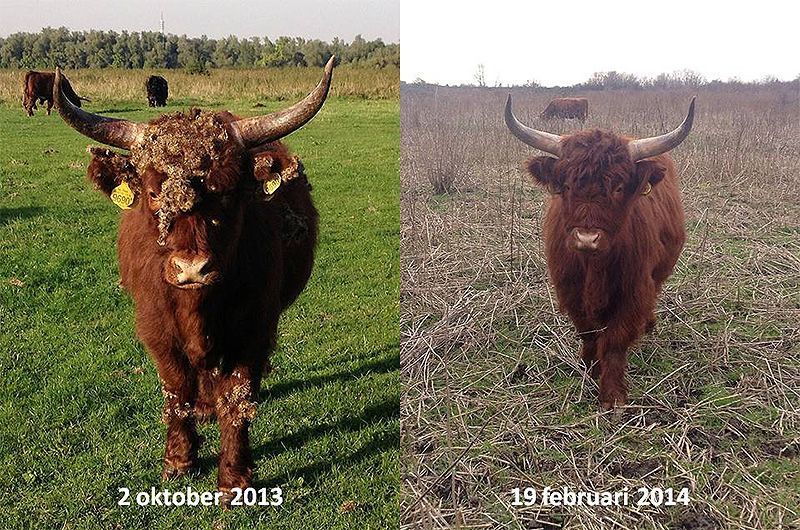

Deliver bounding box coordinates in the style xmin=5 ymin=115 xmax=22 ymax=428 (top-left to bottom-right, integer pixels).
xmin=0 ymin=27 xmax=399 ymax=70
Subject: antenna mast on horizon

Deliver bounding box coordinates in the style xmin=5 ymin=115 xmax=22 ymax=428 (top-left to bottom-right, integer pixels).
xmin=160 ymin=12 xmax=165 ymax=34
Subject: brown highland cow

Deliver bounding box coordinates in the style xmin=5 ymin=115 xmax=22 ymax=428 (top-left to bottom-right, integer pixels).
xmin=53 ymin=58 xmax=335 ymax=502
xmin=505 ymin=95 xmax=695 ymax=408
xmin=541 ymin=97 xmax=589 ymax=120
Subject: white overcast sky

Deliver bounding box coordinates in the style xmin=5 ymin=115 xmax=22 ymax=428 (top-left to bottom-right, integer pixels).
xmin=401 ymin=0 xmax=799 ymax=86
xmin=0 ymin=0 xmax=399 ymax=42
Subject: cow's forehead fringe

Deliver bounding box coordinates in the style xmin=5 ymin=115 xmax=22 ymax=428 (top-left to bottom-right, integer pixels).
xmin=128 ymin=109 xmax=242 ymax=245
xmin=559 ymin=130 xmax=633 ymax=177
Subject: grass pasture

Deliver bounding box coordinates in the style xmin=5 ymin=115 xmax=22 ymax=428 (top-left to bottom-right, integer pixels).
xmin=0 ymin=74 xmax=399 ymax=528
xmin=400 ymin=85 xmax=800 ymax=529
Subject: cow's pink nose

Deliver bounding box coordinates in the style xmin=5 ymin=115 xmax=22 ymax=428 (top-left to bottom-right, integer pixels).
xmin=171 ymin=255 xmax=213 ymax=284
xmin=573 ymin=228 xmax=601 ymax=251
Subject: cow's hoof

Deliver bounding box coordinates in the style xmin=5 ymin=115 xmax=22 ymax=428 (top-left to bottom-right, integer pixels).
xmin=600 ymin=397 xmax=626 ymax=410
xmin=599 ymin=390 xmax=626 ymax=410
xmin=162 ymin=462 xmax=199 ymax=481
xmin=218 ymin=472 xmax=253 ymax=509
xmin=218 ymin=489 xmax=236 ymax=509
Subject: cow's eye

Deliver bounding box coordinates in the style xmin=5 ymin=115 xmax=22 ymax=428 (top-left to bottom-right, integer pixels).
xmin=210 ymin=218 xmax=221 ymax=227
xmin=614 ymin=185 xmax=624 ymax=194
xmin=149 ymin=190 xmax=159 ymax=200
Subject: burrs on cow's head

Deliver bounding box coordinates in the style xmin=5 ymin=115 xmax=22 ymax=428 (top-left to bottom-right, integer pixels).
xmin=156 ymin=176 xmax=199 ymax=246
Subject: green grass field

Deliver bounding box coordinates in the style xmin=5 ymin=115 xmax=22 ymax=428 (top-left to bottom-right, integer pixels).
xmin=0 ymin=92 xmax=399 ymax=528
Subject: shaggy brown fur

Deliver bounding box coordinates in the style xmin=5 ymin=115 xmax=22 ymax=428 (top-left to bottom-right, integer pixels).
xmin=541 ymin=97 xmax=589 ymax=121
xmin=525 ymin=129 xmax=686 ymax=408
xmin=86 ymin=109 xmax=318 ymax=499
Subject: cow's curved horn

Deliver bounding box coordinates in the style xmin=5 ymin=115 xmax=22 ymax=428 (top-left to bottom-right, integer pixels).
xmin=504 ymin=94 xmax=563 ymax=157
xmin=628 ymin=97 xmax=695 ymax=162
xmin=54 ymin=67 xmax=144 ymax=150
xmin=231 ymin=56 xmax=336 ymax=147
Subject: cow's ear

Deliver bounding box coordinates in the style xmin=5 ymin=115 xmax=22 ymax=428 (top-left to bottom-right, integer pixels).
xmin=525 ymin=156 xmax=557 ymax=186
xmin=249 ymin=146 xmax=305 ymax=199
xmin=87 ymin=147 xmax=138 ymax=198
xmin=634 ymin=160 xmax=666 ymax=190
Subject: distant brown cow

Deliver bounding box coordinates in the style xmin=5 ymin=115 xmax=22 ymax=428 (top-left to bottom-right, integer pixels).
xmin=541 ymin=97 xmax=588 ymax=121
xmin=52 ymin=57 xmax=335 ymax=502
xmin=22 ymin=70 xmax=86 ymax=117
xmin=505 ymin=95 xmax=695 ymax=408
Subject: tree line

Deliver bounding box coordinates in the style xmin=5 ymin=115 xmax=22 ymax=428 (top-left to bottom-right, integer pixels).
xmin=0 ymin=27 xmax=399 ymax=72
xmin=411 ymin=67 xmax=797 ymax=90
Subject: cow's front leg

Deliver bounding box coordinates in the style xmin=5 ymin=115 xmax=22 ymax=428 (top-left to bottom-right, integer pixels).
xmin=154 ymin=353 xmax=200 ymax=480
xmin=595 ymin=324 xmax=641 ymax=409
xmin=595 ymin=313 xmax=653 ymax=409
xmin=215 ymin=365 xmax=260 ymax=501
xmin=46 ymin=99 xmax=53 ymax=115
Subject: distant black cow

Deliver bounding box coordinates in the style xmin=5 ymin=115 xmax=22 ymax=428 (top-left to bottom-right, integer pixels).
xmin=146 ymin=75 xmax=169 ymax=107
xmin=22 ymin=71 xmax=85 ymax=117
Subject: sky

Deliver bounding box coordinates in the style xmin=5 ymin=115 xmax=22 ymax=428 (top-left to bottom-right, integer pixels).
xmin=401 ymin=0 xmax=799 ymax=86
xmin=0 ymin=0 xmax=399 ymax=42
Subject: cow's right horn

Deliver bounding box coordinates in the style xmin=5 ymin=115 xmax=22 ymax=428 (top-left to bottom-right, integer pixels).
xmin=504 ymin=94 xmax=563 ymax=157
xmin=231 ymin=56 xmax=336 ymax=147
xmin=54 ymin=67 xmax=144 ymax=150
xmin=628 ymin=97 xmax=696 ymax=162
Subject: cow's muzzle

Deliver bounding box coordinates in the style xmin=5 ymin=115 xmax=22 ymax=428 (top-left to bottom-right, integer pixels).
xmin=571 ymin=228 xmax=604 ymax=253
xmin=166 ymin=253 xmax=219 ymax=289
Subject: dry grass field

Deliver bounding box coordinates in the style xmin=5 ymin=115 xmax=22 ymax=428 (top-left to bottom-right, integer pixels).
xmin=400 ymin=85 xmax=800 ymax=529
xmin=0 ymin=66 xmax=398 ymax=105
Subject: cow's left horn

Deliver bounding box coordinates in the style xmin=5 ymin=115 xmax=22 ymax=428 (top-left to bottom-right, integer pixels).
xmin=54 ymin=67 xmax=144 ymax=149
xmin=504 ymin=95 xmax=563 ymax=157
xmin=628 ymin=97 xmax=696 ymax=162
xmin=231 ymin=56 xmax=336 ymax=147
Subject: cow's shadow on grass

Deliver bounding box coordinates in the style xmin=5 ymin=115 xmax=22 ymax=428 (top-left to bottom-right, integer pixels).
xmin=251 ymin=396 xmax=399 ymax=490
xmin=194 ymin=343 xmax=399 ymax=482
xmin=0 ymin=206 xmax=44 ymax=227
xmin=261 ymin=343 xmax=399 ymax=401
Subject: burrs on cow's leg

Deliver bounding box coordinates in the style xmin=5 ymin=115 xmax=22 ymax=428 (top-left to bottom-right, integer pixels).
xmin=161 ymin=384 xmax=202 ymax=481
xmin=214 ymin=367 xmax=259 ymax=507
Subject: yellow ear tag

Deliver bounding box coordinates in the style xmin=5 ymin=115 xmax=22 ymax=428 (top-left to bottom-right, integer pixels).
xmin=642 ymin=182 xmax=653 ymax=196
xmin=111 ymin=181 xmax=135 ymax=209
xmin=263 ymin=175 xmax=281 ymax=196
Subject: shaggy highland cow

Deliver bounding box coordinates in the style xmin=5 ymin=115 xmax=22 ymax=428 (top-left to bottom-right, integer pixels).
xmin=53 ymin=58 xmax=335 ymax=502
xmin=505 ymin=95 xmax=695 ymax=408
xmin=541 ymin=97 xmax=589 ymax=121
xmin=22 ymin=70 xmax=86 ymax=117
